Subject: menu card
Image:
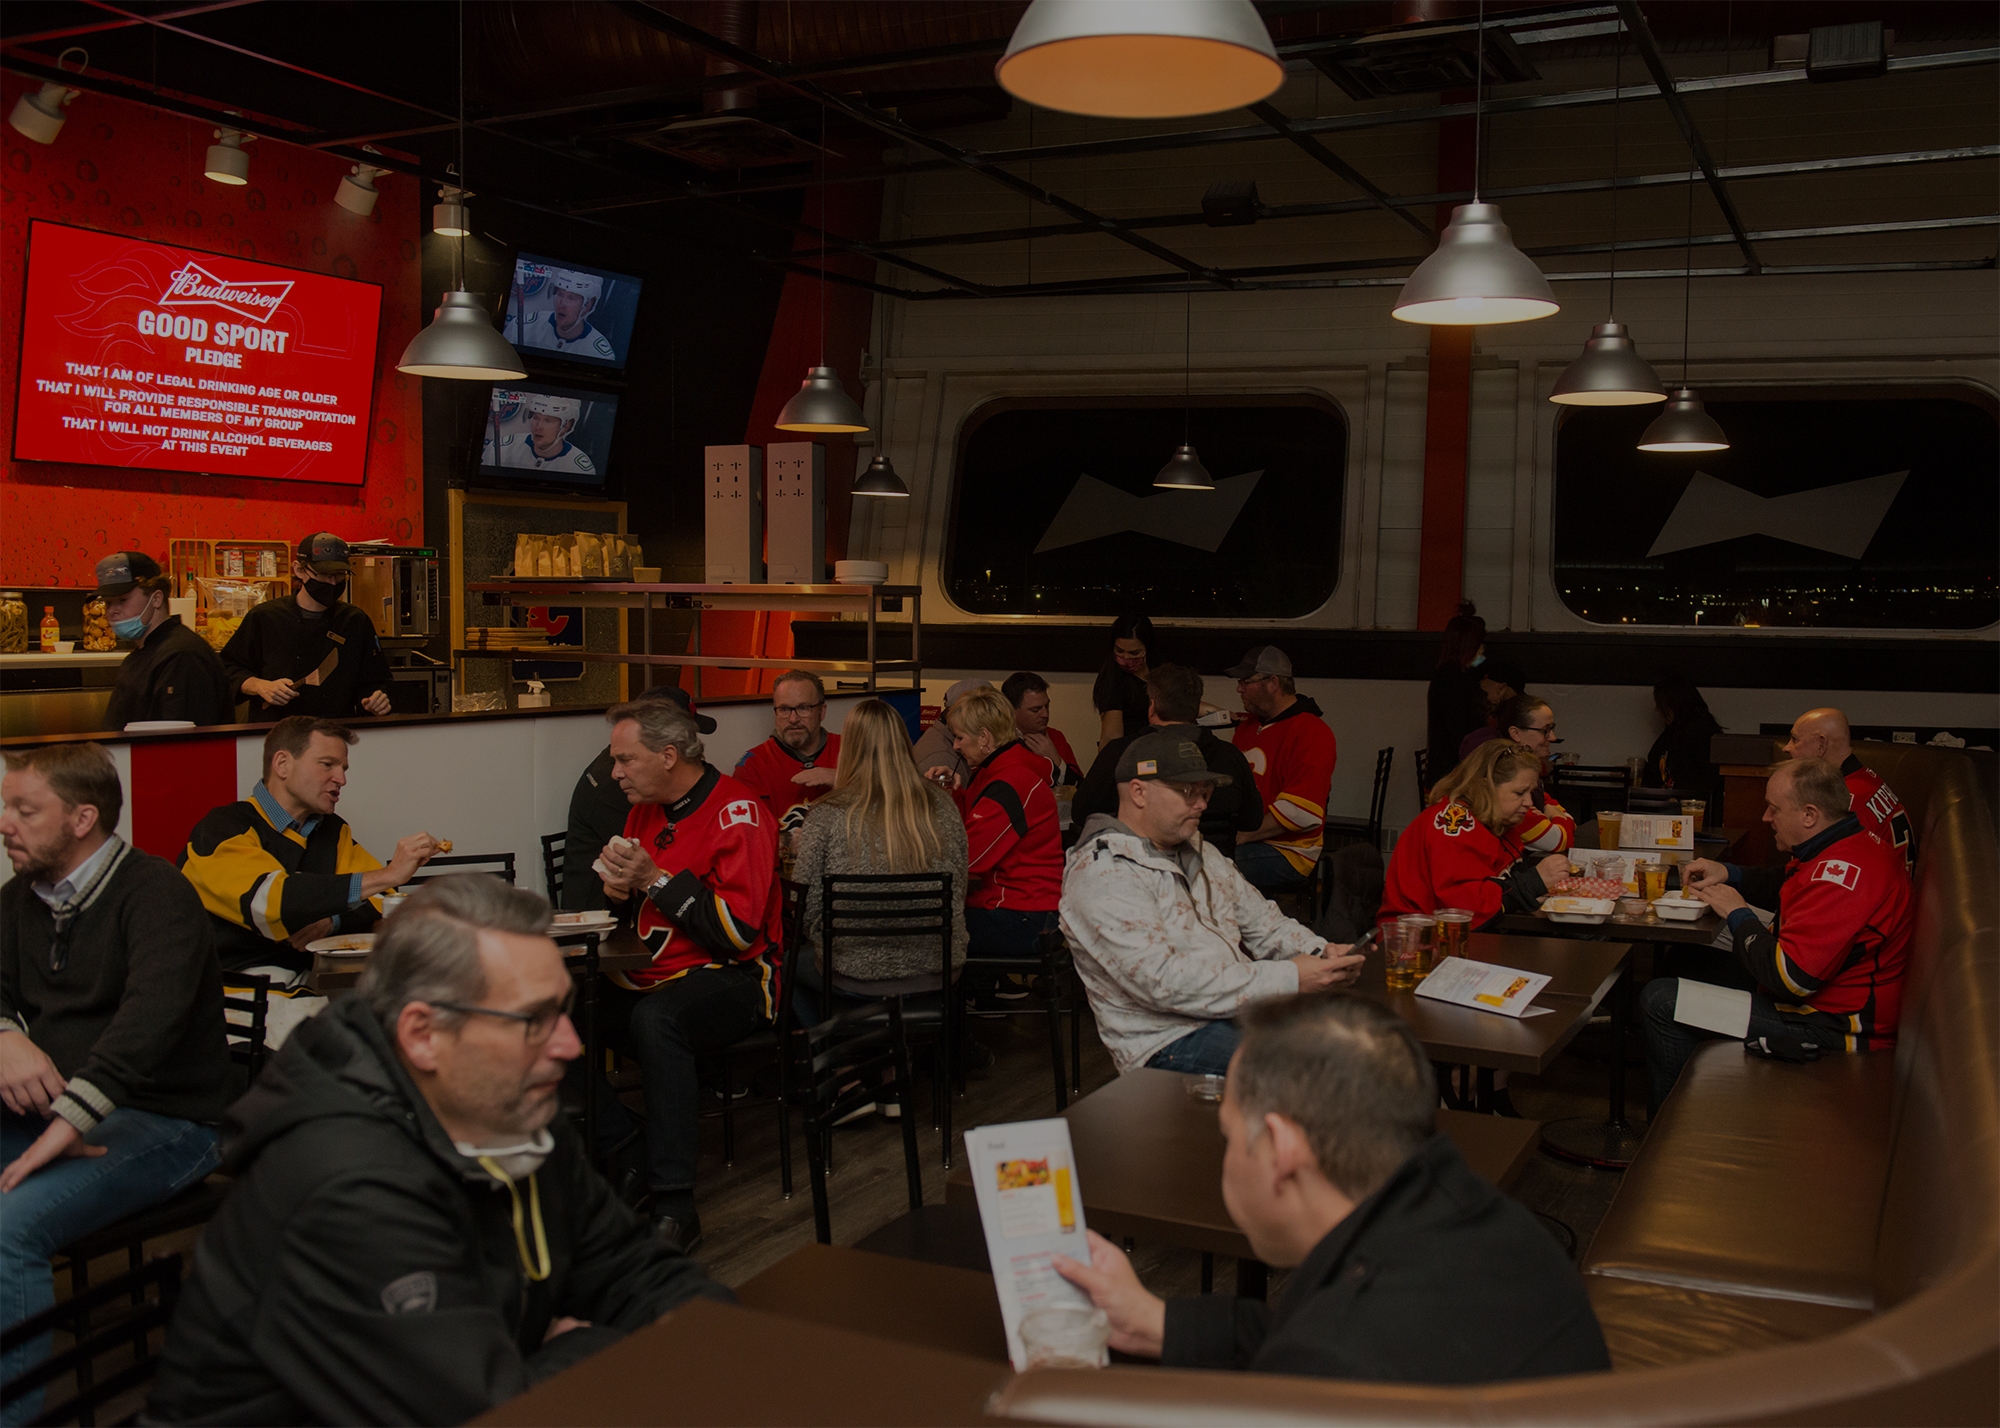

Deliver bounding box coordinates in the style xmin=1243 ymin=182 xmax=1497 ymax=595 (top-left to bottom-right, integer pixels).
xmin=1415 ymin=958 xmax=1553 ymax=1018
xmin=963 ymin=1118 xmax=1104 ymax=1370
xmin=1619 ymin=813 xmax=1697 ymax=849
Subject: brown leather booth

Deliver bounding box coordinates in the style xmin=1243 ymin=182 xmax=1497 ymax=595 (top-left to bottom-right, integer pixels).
xmin=991 ymin=741 xmax=1998 ymax=1426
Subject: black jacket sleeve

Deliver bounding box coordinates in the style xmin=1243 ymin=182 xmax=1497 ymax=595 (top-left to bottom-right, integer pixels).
xmin=1497 ymin=859 xmax=1551 ymax=915
xmin=1161 ymin=1294 xmax=1269 ymax=1370
xmin=354 ymin=619 xmax=393 ymax=702
xmin=646 ymin=870 xmax=748 ymax=961
xmin=1219 ymin=741 xmax=1265 ymax=834
xmin=218 ymin=609 xmax=265 ymax=699
xmin=1731 ymin=861 xmax=1786 ymax=909
xmin=1073 ymin=738 xmax=1128 ymax=830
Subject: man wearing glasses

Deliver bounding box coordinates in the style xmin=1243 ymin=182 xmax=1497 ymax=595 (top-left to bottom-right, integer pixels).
xmin=1222 ymin=647 xmax=1339 ymax=894
xmin=732 ymin=670 xmax=842 ymax=835
xmin=1061 ymin=730 xmax=1364 ymax=1079
xmin=150 ymin=875 xmax=727 ymax=1426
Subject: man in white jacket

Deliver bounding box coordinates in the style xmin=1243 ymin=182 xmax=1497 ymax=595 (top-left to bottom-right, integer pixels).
xmin=1061 ymin=729 xmax=1365 ymax=1076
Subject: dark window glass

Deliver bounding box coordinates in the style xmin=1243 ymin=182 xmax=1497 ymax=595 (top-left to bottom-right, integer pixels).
xmin=1553 ymin=390 xmax=1998 ymax=630
xmin=945 ymin=397 xmax=1345 ymax=618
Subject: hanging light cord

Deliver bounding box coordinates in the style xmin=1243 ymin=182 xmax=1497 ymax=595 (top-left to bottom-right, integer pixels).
xmin=455 ymin=0 xmax=465 ymax=292
xmin=1607 ymin=32 xmax=1623 ymax=316
xmin=1182 ymin=289 xmax=1192 ymax=442
xmin=1472 ymin=0 xmax=1485 ymax=202
xmin=1680 ymin=159 xmax=1696 ymax=380
xmin=818 ymin=109 xmax=827 ymax=367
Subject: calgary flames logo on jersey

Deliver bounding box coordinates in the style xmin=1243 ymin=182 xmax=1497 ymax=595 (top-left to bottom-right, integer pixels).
xmin=1434 ymin=803 xmax=1478 ymax=838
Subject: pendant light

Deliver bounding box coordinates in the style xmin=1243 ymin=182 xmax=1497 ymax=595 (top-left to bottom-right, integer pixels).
xmin=1552 ymin=32 xmax=1664 ymax=405
xmin=996 ymin=0 xmax=1282 ymax=119
xmin=398 ymin=6 xmax=524 ymax=381
xmin=853 ymin=454 xmax=910 ymax=497
xmin=9 ymin=49 xmax=86 ymax=145
xmin=1638 ymin=159 xmax=1728 ymax=451
xmin=203 ymin=123 xmax=253 ymax=186
xmin=1155 ymin=291 xmax=1214 ymax=490
xmin=776 ymin=114 xmax=868 ymax=433
xmin=1392 ymin=1 xmax=1557 ymax=326
xmin=432 ymin=184 xmax=472 ymax=237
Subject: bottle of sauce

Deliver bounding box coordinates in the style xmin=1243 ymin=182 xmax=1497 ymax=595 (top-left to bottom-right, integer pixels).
xmin=39 ymin=606 xmax=59 ymax=652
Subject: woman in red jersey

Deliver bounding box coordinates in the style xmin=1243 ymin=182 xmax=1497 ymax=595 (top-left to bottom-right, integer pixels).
xmin=1383 ymin=741 xmax=1573 ymax=929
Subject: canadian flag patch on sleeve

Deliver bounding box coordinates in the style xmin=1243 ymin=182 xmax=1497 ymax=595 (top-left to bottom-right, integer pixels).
xmin=1812 ymin=859 xmax=1861 ymax=891
xmin=721 ymin=799 xmax=760 ymax=829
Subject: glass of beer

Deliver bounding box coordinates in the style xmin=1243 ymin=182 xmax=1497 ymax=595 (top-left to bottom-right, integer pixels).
xmin=1678 ymin=798 xmax=1705 ymax=831
xmin=1397 ymin=914 xmax=1435 ymax=980
xmin=1636 ymin=859 xmax=1667 ymax=903
xmin=1384 ymin=923 xmax=1420 ymax=990
xmin=1598 ymin=810 xmax=1624 ymax=849
xmin=1432 ymin=908 xmax=1474 ymax=960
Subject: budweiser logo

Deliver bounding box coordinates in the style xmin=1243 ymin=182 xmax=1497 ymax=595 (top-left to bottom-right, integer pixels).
xmin=157 ymin=263 xmax=295 ymax=323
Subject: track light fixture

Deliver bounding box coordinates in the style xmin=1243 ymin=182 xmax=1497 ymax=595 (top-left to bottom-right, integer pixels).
xmin=204 ymin=123 xmax=253 ymax=186
xmin=336 ymin=158 xmax=391 ymax=217
xmin=8 ymin=49 xmax=86 ymax=145
xmin=433 ymin=184 xmax=472 ymax=237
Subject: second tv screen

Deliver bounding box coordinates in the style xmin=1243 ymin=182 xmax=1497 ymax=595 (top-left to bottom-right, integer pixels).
xmin=479 ymin=381 xmax=617 ymax=488
xmin=503 ymin=254 xmax=641 ymax=372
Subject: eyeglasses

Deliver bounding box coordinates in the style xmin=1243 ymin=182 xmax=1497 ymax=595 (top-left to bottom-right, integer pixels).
xmin=1521 ymin=723 xmax=1557 ymax=736
xmin=774 ymin=702 xmax=825 ymax=717
xmin=432 ymin=987 xmax=576 ymax=1045
xmin=1159 ymin=780 xmax=1213 ymax=805
xmin=1235 ymin=675 xmax=1275 ymax=687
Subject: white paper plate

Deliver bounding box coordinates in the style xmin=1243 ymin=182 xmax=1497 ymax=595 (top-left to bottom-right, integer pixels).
xmin=307 ymin=934 xmax=375 ymax=957
xmin=1541 ymin=895 xmax=1615 ymax=925
xmin=123 ymin=720 xmax=198 ymax=732
xmin=550 ymin=911 xmax=616 ymax=931
xmin=1652 ymin=897 xmax=1705 ymax=921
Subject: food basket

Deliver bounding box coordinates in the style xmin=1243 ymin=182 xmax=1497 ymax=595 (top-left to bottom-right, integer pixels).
xmin=1540 ymin=896 xmax=1616 ymax=925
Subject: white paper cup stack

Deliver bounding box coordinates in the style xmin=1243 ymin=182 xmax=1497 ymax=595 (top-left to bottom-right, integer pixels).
xmin=834 ymin=560 xmax=889 ymax=585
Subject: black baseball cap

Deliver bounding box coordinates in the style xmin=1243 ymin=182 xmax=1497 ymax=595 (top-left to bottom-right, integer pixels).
xmin=638 ymin=682 xmax=717 ymax=733
xmin=1224 ymin=645 xmax=1292 ymax=680
xmin=1115 ymin=727 xmax=1232 ymax=785
xmin=296 ymin=532 xmax=351 ymax=576
xmin=94 ymin=551 xmax=163 ymax=598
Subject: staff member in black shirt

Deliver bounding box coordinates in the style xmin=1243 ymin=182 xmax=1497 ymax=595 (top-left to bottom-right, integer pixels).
xmin=222 ymin=533 xmax=394 ymax=721
xmin=96 ymin=551 xmax=234 ymax=729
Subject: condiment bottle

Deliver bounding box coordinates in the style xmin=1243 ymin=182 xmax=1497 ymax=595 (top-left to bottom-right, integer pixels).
xmin=39 ymin=606 xmax=60 ymax=652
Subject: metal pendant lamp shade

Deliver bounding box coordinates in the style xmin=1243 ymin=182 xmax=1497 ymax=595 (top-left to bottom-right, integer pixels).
xmin=853 ymin=454 xmax=910 ymax=497
xmin=1154 ymin=443 xmax=1215 ymax=490
xmin=1549 ymin=321 xmax=1667 ymax=406
xmin=775 ymin=366 xmax=869 ymax=433
xmin=1638 ymin=388 xmax=1730 ymax=452
xmin=996 ymin=0 xmax=1282 ymax=118
xmin=397 ymin=291 xmax=527 ymax=380
xmin=1392 ymin=203 xmax=1558 ymax=326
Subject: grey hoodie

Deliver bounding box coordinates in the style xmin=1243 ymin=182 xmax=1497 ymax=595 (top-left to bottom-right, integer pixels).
xmin=1060 ymin=813 xmax=1323 ymax=1073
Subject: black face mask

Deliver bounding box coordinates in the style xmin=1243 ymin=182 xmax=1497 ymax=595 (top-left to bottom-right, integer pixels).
xmin=302 ymin=576 xmax=346 ymax=606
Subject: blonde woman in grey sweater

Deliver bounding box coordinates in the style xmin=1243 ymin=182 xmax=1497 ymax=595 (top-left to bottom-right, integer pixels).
xmin=791 ymin=699 xmax=969 ymax=1022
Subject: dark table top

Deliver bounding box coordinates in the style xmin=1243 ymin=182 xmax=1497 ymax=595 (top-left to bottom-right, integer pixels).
xmin=471 ymin=1297 xmax=1011 ymax=1427
xmin=946 ymin=1069 xmax=1541 ymax=1260
xmin=1494 ymin=908 xmax=1730 ymax=946
xmin=1345 ymin=933 xmax=1629 ymax=1074
xmin=736 ymin=1243 xmax=1008 ymax=1363
xmin=307 ymin=924 xmax=654 ymax=993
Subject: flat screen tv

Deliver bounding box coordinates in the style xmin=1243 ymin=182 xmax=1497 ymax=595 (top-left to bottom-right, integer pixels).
xmin=501 ymin=253 xmax=641 ymax=373
xmin=476 ymin=380 xmax=617 ymax=490
xmin=11 ymin=219 xmax=381 ymax=486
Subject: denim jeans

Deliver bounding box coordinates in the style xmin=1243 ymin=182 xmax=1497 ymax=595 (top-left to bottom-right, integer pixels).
xmin=1640 ymin=977 xmax=1797 ymax=1107
xmin=602 ymin=963 xmax=770 ymax=1208
xmin=1145 ymin=1020 xmax=1243 ymax=1077
xmin=964 ymin=906 xmax=1060 ymax=960
xmin=1233 ymin=842 xmax=1307 ymax=891
xmin=1 ymin=1108 xmax=218 ymax=1424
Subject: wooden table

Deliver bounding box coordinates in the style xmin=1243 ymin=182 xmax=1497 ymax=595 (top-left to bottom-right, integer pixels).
xmin=737 ymin=1243 xmax=1007 ymax=1362
xmin=944 ymin=1069 xmax=1541 ymax=1273
xmin=472 ymin=1297 xmax=1011 ymax=1427
xmin=1494 ymin=908 xmax=1729 ymax=945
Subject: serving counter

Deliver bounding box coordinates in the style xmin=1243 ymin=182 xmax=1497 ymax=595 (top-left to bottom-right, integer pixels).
xmin=0 ymin=690 xmax=889 ymax=895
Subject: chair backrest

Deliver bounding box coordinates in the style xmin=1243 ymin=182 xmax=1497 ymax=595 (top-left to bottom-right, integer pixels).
xmin=222 ymin=974 xmax=271 ymax=1082
xmin=819 ymin=872 xmax=955 ymax=988
xmin=540 ymin=832 xmax=565 ymax=904
xmin=0 ymin=1253 xmax=181 ymax=1424
xmin=1413 ymin=748 xmax=1430 ymax=805
xmin=1367 ymin=746 xmax=1395 ymax=841
xmin=1551 ymin=763 xmax=1634 ymax=792
xmin=405 ymin=852 xmax=517 ymax=885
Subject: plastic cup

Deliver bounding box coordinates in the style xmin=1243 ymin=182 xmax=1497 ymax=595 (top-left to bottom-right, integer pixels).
xmin=1432 ymin=909 xmax=1474 ymax=960
xmin=53 ymin=640 xmax=75 ymax=653
xmin=1679 ymin=798 xmax=1706 ymax=830
xmin=1019 ymin=1306 xmax=1108 ymax=1369
xmin=1637 ymin=860 xmax=1667 ymax=902
xmin=1183 ymin=1074 xmax=1226 ymax=1103
xmin=1598 ymin=811 xmax=1624 ymax=849
xmin=1396 ymin=914 xmax=1435 ymax=979
xmin=1384 ymin=923 xmax=1421 ymax=990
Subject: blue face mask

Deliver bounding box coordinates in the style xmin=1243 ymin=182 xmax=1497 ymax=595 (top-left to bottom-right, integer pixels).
xmin=112 ymin=615 xmax=149 ymax=642
xmin=1470 ymin=653 xmax=1486 ymax=667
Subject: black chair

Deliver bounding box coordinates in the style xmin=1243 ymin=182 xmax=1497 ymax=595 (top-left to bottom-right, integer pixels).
xmin=818 ymin=873 xmax=959 ymax=1165
xmin=1549 ymin=764 xmax=1634 ymax=826
xmin=221 ymin=973 xmax=271 ymax=1084
xmin=405 ymin=851 xmax=516 ymax=885
xmin=954 ymin=925 xmax=1082 ymax=1127
xmin=1 ymin=1253 xmax=182 ymax=1428
xmin=692 ymin=880 xmax=805 ymax=1193
xmin=1324 ymin=746 xmax=1394 ymax=852
xmin=540 ymin=832 xmax=565 ymax=906
xmin=1414 ymin=748 xmax=1431 ymax=806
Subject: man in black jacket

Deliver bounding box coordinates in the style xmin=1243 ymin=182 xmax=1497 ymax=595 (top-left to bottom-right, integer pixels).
xmin=2 ymin=744 xmax=231 ymax=1421
xmin=150 ymin=874 xmax=728 ymax=1426
xmin=95 ymin=550 xmax=235 ymax=729
xmin=221 ymin=532 xmax=395 ymax=721
xmin=1075 ymin=664 xmax=1261 ymax=854
xmin=1056 ymin=993 xmax=1609 ymax=1383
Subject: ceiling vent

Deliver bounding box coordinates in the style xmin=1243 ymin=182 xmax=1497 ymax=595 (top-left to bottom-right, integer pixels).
xmin=1202 ymin=180 xmax=1261 ymax=227
xmin=625 ymin=114 xmax=830 ymax=170
xmin=1313 ymin=26 xmax=1537 ymax=100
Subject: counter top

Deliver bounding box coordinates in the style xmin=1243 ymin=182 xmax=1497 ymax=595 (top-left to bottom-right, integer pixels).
xmin=0 ymin=651 xmax=126 ymax=669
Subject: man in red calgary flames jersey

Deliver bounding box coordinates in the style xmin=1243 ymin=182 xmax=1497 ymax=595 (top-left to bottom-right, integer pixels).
xmin=1224 ymin=646 xmax=1338 ymax=893
xmin=1783 ymin=707 xmax=1915 ymax=873
xmin=732 ymin=669 xmax=842 ymax=835
xmin=1643 ymin=757 xmax=1913 ymax=1106
xmin=596 ymin=699 xmax=781 ymax=1255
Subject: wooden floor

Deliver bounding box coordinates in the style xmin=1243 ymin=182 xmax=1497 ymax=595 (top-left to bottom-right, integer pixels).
xmin=688 ymin=1001 xmax=1646 ymax=1294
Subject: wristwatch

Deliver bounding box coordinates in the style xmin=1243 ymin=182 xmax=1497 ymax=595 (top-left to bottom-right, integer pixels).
xmin=646 ymin=873 xmax=672 ymax=898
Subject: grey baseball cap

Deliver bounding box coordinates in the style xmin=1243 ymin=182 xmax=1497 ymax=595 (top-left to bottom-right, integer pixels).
xmin=1224 ymin=645 xmax=1292 ymax=680
xmin=295 ymin=532 xmax=351 ymax=576
xmin=95 ymin=550 xmax=163 ymax=598
xmin=942 ymin=677 xmax=991 ymax=707
xmin=1115 ymin=727 xmax=1231 ymax=785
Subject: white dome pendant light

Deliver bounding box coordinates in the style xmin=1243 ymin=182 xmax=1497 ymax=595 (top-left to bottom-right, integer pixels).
xmin=997 ymin=0 xmax=1282 ymax=120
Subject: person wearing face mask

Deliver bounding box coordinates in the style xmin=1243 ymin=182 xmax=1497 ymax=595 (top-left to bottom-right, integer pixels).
xmin=1092 ymin=612 xmax=1157 ymax=749
xmin=1381 ymin=740 xmax=1573 ymax=930
xmin=94 ymin=551 xmax=234 ymax=730
xmin=221 ymin=533 xmax=394 ymax=721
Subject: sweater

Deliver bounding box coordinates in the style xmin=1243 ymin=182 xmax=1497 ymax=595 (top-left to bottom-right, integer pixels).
xmin=793 ymin=781 xmax=969 ymax=988
xmin=1 ymin=840 xmax=232 ymax=1132
xmin=1233 ymin=695 xmax=1339 ymax=873
xmin=181 ymin=792 xmax=385 ymax=972
xmin=562 ymin=748 xmax=628 ymax=912
xmin=105 ymin=615 xmax=236 ymax=729
xmin=1380 ymin=799 xmax=1549 ymax=929
xmin=733 ymin=732 xmax=842 ymax=833
xmin=1162 ymin=1133 xmax=1610 ymax=1382
xmin=221 ymin=596 xmax=393 ymax=721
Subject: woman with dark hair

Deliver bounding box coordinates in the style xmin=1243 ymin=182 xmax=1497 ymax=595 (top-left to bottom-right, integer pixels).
xmin=1092 ymin=611 xmax=1156 ymax=748
xmin=1647 ymin=675 xmax=1723 ymax=793
xmin=1424 ymin=602 xmax=1487 ymax=795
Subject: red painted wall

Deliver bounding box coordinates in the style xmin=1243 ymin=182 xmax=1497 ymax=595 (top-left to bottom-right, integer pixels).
xmin=0 ymin=86 xmax=424 ymax=587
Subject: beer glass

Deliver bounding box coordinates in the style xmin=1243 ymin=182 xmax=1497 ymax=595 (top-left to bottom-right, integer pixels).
xmin=1598 ymin=810 xmax=1624 ymax=849
xmin=1433 ymin=908 xmax=1474 ymax=960
xmin=1384 ymin=923 xmax=1420 ymax=990
xmin=1397 ymin=914 xmax=1435 ymax=980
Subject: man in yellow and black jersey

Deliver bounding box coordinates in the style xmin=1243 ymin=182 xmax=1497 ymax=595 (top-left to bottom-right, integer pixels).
xmin=180 ymin=717 xmax=441 ymax=976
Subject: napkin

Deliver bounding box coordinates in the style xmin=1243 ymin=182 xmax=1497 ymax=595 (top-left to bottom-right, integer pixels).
xmin=592 ymin=835 xmax=641 ymax=881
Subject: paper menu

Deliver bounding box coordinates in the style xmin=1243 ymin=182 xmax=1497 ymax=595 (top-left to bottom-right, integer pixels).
xmin=1414 ymin=957 xmax=1552 ymax=1018
xmin=1619 ymin=813 xmax=1696 ymax=849
xmin=964 ymin=1118 xmax=1104 ymax=1370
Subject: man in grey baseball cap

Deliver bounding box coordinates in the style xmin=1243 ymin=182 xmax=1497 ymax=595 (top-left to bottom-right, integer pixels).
xmin=912 ymin=677 xmax=991 ymax=784
xmin=95 ymin=549 xmax=234 ymax=728
xmin=1061 ymin=728 xmax=1363 ymax=1079
xmin=1222 ymin=645 xmax=1340 ymax=894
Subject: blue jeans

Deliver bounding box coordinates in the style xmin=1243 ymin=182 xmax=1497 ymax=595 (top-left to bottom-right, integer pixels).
xmin=1640 ymin=977 xmax=1798 ymax=1108
xmin=1 ymin=1108 xmax=218 ymax=1424
xmin=1145 ymin=1021 xmax=1243 ymax=1077
xmin=1234 ymin=842 xmax=1307 ymax=891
